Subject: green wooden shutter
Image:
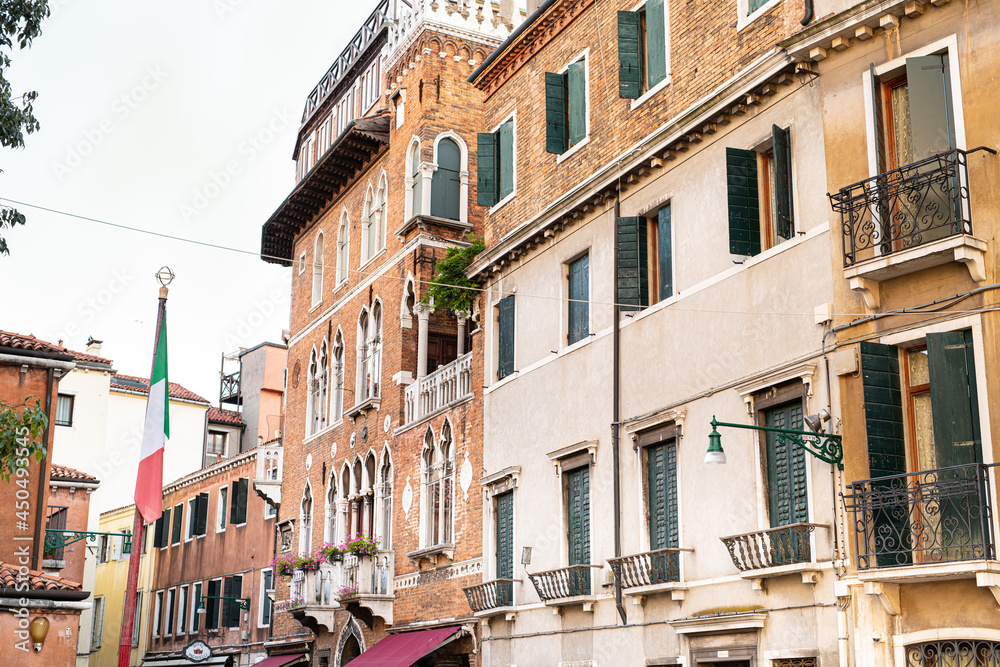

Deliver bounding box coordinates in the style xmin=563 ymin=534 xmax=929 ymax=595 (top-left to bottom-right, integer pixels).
xmin=477 ymin=132 xmax=498 ymax=206
xmin=568 ymin=61 xmax=587 ymax=146
xmin=772 ymin=125 xmax=794 ymax=240
xmin=497 ymin=295 xmax=515 ymax=379
xmin=568 ymin=254 xmax=589 ymax=345
xmin=153 ymin=513 xmax=165 ymax=548
xmin=617 ymin=216 xmax=648 ymax=311
xmin=906 ymin=54 xmax=955 ymax=159
xmin=495 ymin=491 xmax=514 ymax=605
xmin=927 ymin=331 xmax=982 ymax=466
xmin=647 ymin=440 xmax=678 ymax=550
xmin=726 ymin=147 xmax=761 ymax=256
xmin=869 ymin=63 xmax=886 ymax=176
xmin=221 ymin=576 xmax=233 ymax=628
xmin=499 ymin=121 xmax=514 ymax=199
xmin=229 ymin=575 xmax=243 ymax=627
xmin=431 ymin=138 xmax=462 ymax=221
xmin=566 ymin=466 xmax=591 ymax=594
xmin=617 ymin=11 xmax=641 ymax=98
xmin=261 ymin=572 xmax=273 ymax=625
xmin=657 ymin=205 xmax=673 ymax=301
xmin=765 ymin=401 xmax=808 ymax=527
xmin=236 ymin=478 xmax=249 ymax=524
xmin=191 ymin=585 xmax=200 ymax=632
xmin=545 ymin=72 xmax=568 ymax=154
xmin=645 ymin=0 xmax=667 ymax=89
xmin=411 ymin=145 xmax=423 ymax=217
xmin=171 ymin=505 xmax=183 ymax=544
xmin=230 ymin=481 xmax=239 ymax=524
xmin=206 ymin=580 xmax=220 ymax=630
xmin=195 ymin=493 xmax=209 ymax=536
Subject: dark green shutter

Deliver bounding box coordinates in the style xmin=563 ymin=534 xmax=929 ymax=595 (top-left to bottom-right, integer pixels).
xmin=499 ymin=121 xmax=514 ymax=199
xmin=230 ymin=481 xmax=239 ymax=524
xmin=497 ymin=295 xmax=515 ymax=379
xmin=477 ymin=132 xmax=498 ymax=206
xmin=153 ymin=513 xmax=166 ymax=548
xmin=905 ymin=54 xmax=955 ymax=159
xmin=566 ymin=466 xmax=591 ymax=595
xmin=191 ymin=585 xmax=201 ymax=631
xmin=618 ymin=11 xmax=641 ymax=98
xmin=645 ymin=0 xmax=666 ymax=89
xmin=568 ymin=254 xmax=589 ymax=345
xmin=206 ymin=580 xmax=220 ymax=630
xmin=657 ymin=205 xmax=673 ymax=301
xmin=431 ymin=138 xmax=462 ymax=221
xmin=195 ymin=493 xmax=209 ymax=536
xmin=411 ymin=147 xmax=423 ymax=217
xmin=568 ymin=61 xmax=587 ymax=147
xmin=495 ymin=491 xmax=513 ymax=605
xmin=726 ymin=147 xmax=761 ymax=256
xmin=927 ymin=331 xmax=982 ymax=466
xmin=221 ymin=577 xmax=233 ymax=628
xmin=229 ymin=575 xmax=243 ymax=627
xmin=617 ymin=216 xmax=648 ymax=311
xmin=261 ymin=572 xmax=273 ymax=625
xmin=648 ymin=440 xmax=678 ymax=550
xmin=171 ymin=505 xmax=183 ymax=544
xmin=765 ymin=401 xmax=808 ymax=527
xmin=545 ymin=72 xmax=568 ymax=154
xmin=236 ymin=478 xmax=249 ymax=524
xmin=772 ymin=125 xmax=794 ymax=240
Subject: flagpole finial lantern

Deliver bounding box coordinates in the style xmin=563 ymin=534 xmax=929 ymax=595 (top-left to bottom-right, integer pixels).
xmin=155 ymin=266 xmax=175 ymax=298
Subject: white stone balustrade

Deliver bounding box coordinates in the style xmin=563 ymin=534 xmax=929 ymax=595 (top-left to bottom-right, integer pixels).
xmin=404 ymin=352 xmax=473 ymax=425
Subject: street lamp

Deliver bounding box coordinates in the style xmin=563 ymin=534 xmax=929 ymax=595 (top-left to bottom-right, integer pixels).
xmin=704 ymin=412 xmax=843 ymax=470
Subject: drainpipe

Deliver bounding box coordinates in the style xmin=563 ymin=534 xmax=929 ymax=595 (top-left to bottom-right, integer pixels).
xmin=612 ymin=199 xmax=626 ymax=626
xmin=800 ymin=0 xmax=814 ymax=25
xmin=32 ymin=368 xmax=55 ymax=571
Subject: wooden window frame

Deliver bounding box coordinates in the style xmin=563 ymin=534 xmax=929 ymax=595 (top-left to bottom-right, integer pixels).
xmin=55 ymin=393 xmax=74 ymax=427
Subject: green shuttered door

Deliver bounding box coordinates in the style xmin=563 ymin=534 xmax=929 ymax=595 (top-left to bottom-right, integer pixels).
xmin=568 ymin=254 xmax=589 ymax=345
xmin=765 ymin=401 xmax=808 ymax=527
xmin=566 ymin=466 xmax=591 ymax=595
xmin=648 ymin=440 xmax=678 ymax=550
xmin=657 ymin=205 xmax=673 ymax=301
xmin=495 ymin=491 xmax=513 ymax=605
xmin=618 ymin=11 xmax=641 ymax=98
xmin=617 ymin=216 xmax=648 ymax=311
xmin=772 ymin=125 xmax=793 ymax=240
xmin=545 ymin=72 xmax=568 ymax=155
xmin=726 ymin=147 xmax=761 ymax=256
xmin=926 ymin=330 xmax=982 ymax=466
xmin=497 ymin=295 xmax=515 ymax=379
xmin=477 ymin=132 xmax=498 ymax=206
xmin=645 ymin=0 xmax=666 ymax=89
xmin=431 ymin=138 xmax=461 ymax=221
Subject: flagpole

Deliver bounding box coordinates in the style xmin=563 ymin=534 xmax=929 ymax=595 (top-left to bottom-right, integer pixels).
xmin=119 ymin=270 xmax=172 ymax=667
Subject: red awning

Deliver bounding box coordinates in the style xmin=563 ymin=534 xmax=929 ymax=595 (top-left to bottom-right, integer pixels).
xmin=249 ymin=654 xmax=306 ymax=667
xmin=348 ymin=626 xmax=463 ymax=666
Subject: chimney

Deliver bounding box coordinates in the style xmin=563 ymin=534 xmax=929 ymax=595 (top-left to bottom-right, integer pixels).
xmin=86 ymin=337 xmax=103 ymax=355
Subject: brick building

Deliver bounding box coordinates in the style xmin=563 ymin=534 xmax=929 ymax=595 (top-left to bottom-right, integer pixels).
xmin=258 ymin=0 xmax=521 ymax=664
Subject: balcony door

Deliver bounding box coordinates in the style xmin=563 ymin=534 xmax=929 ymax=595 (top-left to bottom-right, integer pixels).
xmin=495 ymin=491 xmax=513 ymax=605
xmin=762 ymin=399 xmax=809 ymax=565
xmin=565 ymin=466 xmax=591 ymax=595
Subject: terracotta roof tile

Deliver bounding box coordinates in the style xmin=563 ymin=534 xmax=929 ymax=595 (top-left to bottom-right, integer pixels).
xmin=207 ymin=407 xmax=243 ymax=425
xmin=50 ymin=463 xmax=100 ymax=484
xmin=0 ymin=330 xmax=71 ymax=356
xmin=0 ymin=562 xmax=81 ymax=591
xmin=63 ymin=347 xmax=114 ymax=367
xmin=110 ymin=374 xmax=209 ymax=404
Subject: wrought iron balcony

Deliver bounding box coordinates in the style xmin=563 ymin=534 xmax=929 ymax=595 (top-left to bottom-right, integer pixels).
xmin=403 ymin=352 xmax=473 ymax=426
xmin=528 ymin=564 xmax=600 ymax=603
xmin=721 ymin=523 xmax=824 ymax=572
xmin=842 ymin=463 xmax=996 ymax=570
xmin=829 ymin=147 xmax=994 ymax=268
xmin=462 ymin=579 xmax=517 ymax=614
xmin=905 ymin=639 xmax=1000 ymax=667
xmin=608 ymin=548 xmax=687 ymax=590
xmin=220 ymin=370 xmax=240 ymax=404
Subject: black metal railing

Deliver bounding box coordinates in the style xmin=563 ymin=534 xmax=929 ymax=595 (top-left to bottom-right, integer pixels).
xmin=608 ymin=548 xmax=684 ymax=589
xmin=906 ymin=639 xmax=1000 ymax=667
xmin=528 ymin=565 xmax=598 ymax=601
xmin=843 ymin=463 xmax=996 ymax=570
xmin=721 ymin=523 xmax=824 ymax=572
xmin=44 ymin=506 xmax=68 ymax=559
xmin=462 ymin=579 xmax=516 ymax=613
xmin=829 ymin=147 xmax=995 ymax=268
xmin=220 ymin=371 xmax=240 ymax=404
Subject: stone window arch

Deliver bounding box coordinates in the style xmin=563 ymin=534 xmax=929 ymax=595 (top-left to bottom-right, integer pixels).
xmin=299 ymin=483 xmax=314 ymax=553
xmin=431 ymin=132 xmax=469 ymax=222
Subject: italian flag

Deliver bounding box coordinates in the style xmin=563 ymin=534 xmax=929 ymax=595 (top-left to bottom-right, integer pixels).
xmin=135 ymin=313 xmax=169 ymax=523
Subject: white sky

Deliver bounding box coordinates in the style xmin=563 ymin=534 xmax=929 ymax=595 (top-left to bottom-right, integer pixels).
xmin=0 ymin=0 xmax=374 ymax=402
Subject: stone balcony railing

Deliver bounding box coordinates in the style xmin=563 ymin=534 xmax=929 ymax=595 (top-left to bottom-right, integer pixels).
xmin=287 ymin=551 xmax=395 ymax=629
xmin=253 ymin=443 xmax=282 ymax=507
xmin=386 ymin=0 xmax=514 ymax=69
xmin=403 ymin=352 xmax=473 ymax=426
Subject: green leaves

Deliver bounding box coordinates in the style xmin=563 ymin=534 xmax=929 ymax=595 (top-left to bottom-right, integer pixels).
xmin=422 ymin=235 xmax=485 ymax=314
xmin=0 ymin=396 xmax=49 ymax=482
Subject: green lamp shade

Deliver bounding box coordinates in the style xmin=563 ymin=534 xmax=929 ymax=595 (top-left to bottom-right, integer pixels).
xmin=705 ymin=424 xmax=727 ymax=464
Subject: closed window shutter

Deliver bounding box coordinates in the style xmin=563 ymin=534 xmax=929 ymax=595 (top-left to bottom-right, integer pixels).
xmin=657 ymin=205 xmax=673 ymax=301
xmin=207 ymin=580 xmax=220 ymax=629
xmin=645 ymin=0 xmax=667 ymax=89
xmin=567 ymin=254 xmax=589 ymax=345
xmin=236 ymin=478 xmax=249 ymax=524
xmin=568 ymin=61 xmax=587 ymax=146
xmin=648 ymin=443 xmax=667 ymax=550
xmin=905 ymin=54 xmax=955 ymax=159
xmin=764 ymin=401 xmax=808 ymax=527
xmin=617 ymin=11 xmax=641 ymax=98
xmin=411 ymin=147 xmax=423 ymax=217
xmin=545 ymin=71 xmax=568 ymax=154
xmin=230 ymin=481 xmax=239 ymax=524
xmin=171 ymin=507 xmax=183 ymax=544
xmin=153 ymin=514 xmax=165 ymax=548
xmin=495 ymin=491 xmax=514 ymax=605
xmin=772 ymin=125 xmax=794 ymax=240
xmin=617 ymin=216 xmax=648 ymax=311
xmin=221 ymin=577 xmax=233 ymax=628
xmin=726 ymin=147 xmax=761 ymax=256
xmin=431 ymin=139 xmax=462 ymax=220
xmin=195 ymin=493 xmax=209 ymax=536
xmin=477 ymin=132 xmax=498 ymax=206
xmin=869 ymin=63 xmax=887 ymax=176
xmin=262 ymin=571 xmax=273 ymax=625
xmin=927 ymin=331 xmax=982 ymax=465
xmin=497 ymin=295 xmax=515 ymax=379
xmin=566 ymin=467 xmax=591 ymax=595
xmin=499 ymin=121 xmax=514 ymax=199
xmin=229 ymin=575 xmax=243 ymax=627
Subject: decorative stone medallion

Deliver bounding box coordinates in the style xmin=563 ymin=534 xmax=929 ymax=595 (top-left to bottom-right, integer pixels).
xmin=402 ymin=477 xmax=413 ymax=519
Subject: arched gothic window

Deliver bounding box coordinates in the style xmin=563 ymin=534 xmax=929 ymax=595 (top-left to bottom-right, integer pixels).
xmin=300 ymin=485 xmax=313 ymax=553
xmin=337 ymin=212 xmax=350 ymax=284
xmin=307 ymin=345 xmax=328 ymax=436
xmin=409 ymin=142 xmax=422 ymax=219
xmin=312 ymin=233 xmax=324 ymax=306
xmin=324 ymin=475 xmax=338 ymax=545
xmin=332 ymin=332 xmax=344 ymax=422
xmin=431 ymin=137 xmax=461 ymax=221
xmin=379 ymin=452 xmax=393 ymax=549
xmin=422 ymin=423 xmax=455 ymax=547
xmin=358 ymin=304 xmax=382 ymax=402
